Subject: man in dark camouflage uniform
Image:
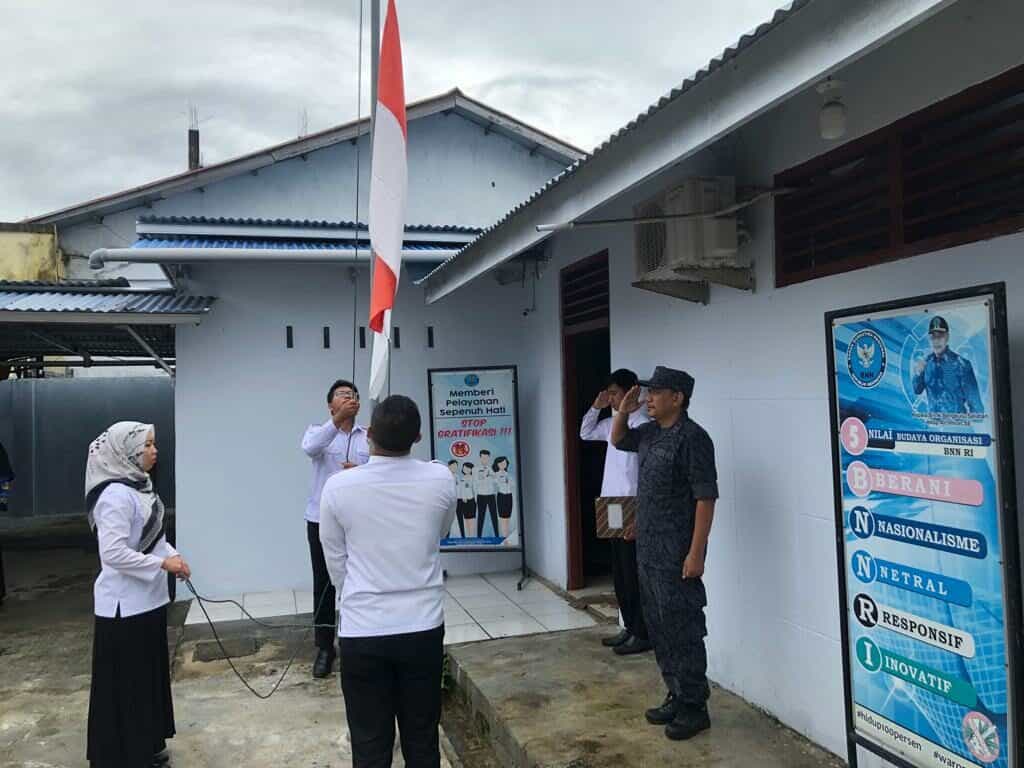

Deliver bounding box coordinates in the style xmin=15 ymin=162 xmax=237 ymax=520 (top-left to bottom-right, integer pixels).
xmin=612 ymin=366 xmax=718 ymax=741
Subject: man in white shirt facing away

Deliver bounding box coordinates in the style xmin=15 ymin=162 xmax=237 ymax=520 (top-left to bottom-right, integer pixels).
xmin=319 ymin=395 xmax=456 ymax=768
xmin=300 ymin=379 xmax=370 ymax=678
xmin=580 ymin=368 xmax=652 ymax=656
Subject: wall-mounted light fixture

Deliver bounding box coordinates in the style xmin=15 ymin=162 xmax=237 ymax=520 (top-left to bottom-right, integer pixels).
xmin=817 ymin=78 xmax=847 ymax=141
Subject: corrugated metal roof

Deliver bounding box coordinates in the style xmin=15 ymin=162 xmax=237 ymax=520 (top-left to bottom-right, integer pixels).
xmin=0 ymin=289 xmax=215 ymax=315
xmin=0 ymin=278 xmax=131 ymax=291
xmin=132 ymin=236 xmax=455 ymax=252
xmin=426 ymin=0 xmax=809 ymax=281
xmin=136 ymin=215 xmax=483 ymax=235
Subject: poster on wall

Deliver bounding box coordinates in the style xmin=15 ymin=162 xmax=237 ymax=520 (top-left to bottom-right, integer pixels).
xmin=428 ymin=366 xmax=526 ymax=558
xmin=826 ymin=284 xmax=1021 ymax=768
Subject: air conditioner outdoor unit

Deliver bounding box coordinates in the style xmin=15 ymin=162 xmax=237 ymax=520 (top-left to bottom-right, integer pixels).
xmin=632 ymin=177 xmax=752 ymax=302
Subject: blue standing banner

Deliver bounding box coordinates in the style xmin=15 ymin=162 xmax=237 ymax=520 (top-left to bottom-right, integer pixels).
xmin=428 ymin=366 xmax=528 ymax=585
xmin=826 ymin=284 xmax=1021 ymax=768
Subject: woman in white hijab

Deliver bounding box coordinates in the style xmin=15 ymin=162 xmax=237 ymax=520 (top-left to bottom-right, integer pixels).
xmin=85 ymin=421 xmax=190 ymax=768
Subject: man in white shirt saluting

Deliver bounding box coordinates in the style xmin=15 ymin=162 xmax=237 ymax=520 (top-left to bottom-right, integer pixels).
xmin=580 ymin=368 xmax=652 ymax=656
xmin=319 ymin=395 xmax=456 ymax=768
xmin=301 ymin=379 xmax=370 ymax=678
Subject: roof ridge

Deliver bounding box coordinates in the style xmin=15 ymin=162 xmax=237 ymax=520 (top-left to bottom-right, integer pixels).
xmin=27 ymin=88 xmax=584 ymax=226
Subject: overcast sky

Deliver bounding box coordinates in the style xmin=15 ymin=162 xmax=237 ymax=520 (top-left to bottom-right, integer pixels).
xmin=0 ymin=0 xmax=784 ymax=221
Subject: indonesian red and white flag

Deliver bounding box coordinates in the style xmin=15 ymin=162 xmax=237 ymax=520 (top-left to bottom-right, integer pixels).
xmin=368 ymin=0 xmax=407 ymax=401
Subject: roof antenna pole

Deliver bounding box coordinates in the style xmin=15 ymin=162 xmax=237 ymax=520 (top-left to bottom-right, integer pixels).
xmin=188 ymin=104 xmax=201 ymax=171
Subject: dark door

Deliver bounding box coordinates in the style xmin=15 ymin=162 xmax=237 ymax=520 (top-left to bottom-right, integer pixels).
xmin=561 ymin=251 xmax=611 ymax=590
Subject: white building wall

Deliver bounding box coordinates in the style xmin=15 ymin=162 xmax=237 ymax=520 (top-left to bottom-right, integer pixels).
xmin=479 ymin=0 xmax=1024 ymax=761
xmin=175 ymin=262 xmax=536 ymax=596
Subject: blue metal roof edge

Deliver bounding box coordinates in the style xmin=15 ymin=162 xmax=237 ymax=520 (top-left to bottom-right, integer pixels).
xmin=0 ymin=290 xmax=216 ymax=315
xmin=131 ymin=237 xmax=457 ymax=251
xmin=136 ymin=215 xmax=483 ymax=235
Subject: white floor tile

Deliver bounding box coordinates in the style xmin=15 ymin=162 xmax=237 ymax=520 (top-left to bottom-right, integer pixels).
xmin=443 ymin=606 xmax=475 ymax=626
xmin=294 ymin=590 xmax=314 ymax=613
xmin=464 ymin=603 xmax=534 ymax=622
xmin=243 ymin=590 xmax=297 ymax=619
xmin=478 ymin=617 xmax=546 ymax=639
xmin=444 ymin=580 xmax=501 ymax=598
xmin=507 ymin=591 xmax=569 ymax=609
xmin=444 ymin=624 xmax=490 ymax=645
xmin=483 ymin=573 xmax=525 ymax=588
xmin=533 ymin=612 xmax=597 ymax=631
xmin=520 ymin=603 xmax=585 ymax=620
xmin=244 ymin=589 xmax=297 ymax=605
xmin=186 ymin=598 xmax=242 ymax=625
xmin=453 ymin=596 xmax=516 ymax=614
xmin=496 ymin=579 xmax=550 ymax=595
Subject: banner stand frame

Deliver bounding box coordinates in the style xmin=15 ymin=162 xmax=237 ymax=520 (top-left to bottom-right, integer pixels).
xmin=824 ymin=282 xmax=1022 ymax=768
xmin=428 ymin=365 xmax=529 ymax=592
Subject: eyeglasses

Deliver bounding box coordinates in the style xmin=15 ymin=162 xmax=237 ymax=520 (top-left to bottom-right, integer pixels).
xmin=333 ymin=391 xmax=359 ymax=401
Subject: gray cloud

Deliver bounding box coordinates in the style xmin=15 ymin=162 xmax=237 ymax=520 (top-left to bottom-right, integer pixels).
xmin=0 ymin=0 xmax=784 ymax=220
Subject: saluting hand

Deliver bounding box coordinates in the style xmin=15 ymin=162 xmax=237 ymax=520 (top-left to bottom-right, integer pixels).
xmin=619 ymin=385 xmax=642 ymax=415
xmin=592 ymin=390 xmax=611 ymax=410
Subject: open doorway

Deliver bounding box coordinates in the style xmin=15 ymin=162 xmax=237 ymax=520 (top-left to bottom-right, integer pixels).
xmin=561 ymin=251 xmax=611 ymax=591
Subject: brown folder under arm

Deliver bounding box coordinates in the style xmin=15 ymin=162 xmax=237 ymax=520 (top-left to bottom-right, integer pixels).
xmin=595 ymin=497 xmax=637 ymax=540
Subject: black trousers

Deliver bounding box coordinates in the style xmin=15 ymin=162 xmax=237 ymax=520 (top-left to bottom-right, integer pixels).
xmin=306 ymin=521 xmax=337 ymax=651
xmin=638 ymin=567 xmax=709 ymax=706
xmin=340 ymin=625 xmax=445 ymax=768
xmin=611 ymin=538 xmax=648 ymax=641
xmin=477 ymin=495 xmax=499 ymax=537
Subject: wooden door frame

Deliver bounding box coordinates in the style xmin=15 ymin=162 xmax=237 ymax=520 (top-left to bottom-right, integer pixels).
xmin=560 ymin=250 xmax=610 ymax=591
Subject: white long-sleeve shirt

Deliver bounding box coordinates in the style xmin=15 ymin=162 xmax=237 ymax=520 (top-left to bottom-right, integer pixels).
xmin=301 ymin=420 xmax=370 ymax=523
xmin=93 ymin=483 xmax=178 ymax=618
xmin=319 ymin=455 xmax=457 ymax=638
xmin=580 ymin=408 xmax=650 ymax=497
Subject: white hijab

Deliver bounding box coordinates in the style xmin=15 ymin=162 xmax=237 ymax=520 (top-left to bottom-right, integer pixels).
xmin=85 ymin=421 xmax=164 ymax=552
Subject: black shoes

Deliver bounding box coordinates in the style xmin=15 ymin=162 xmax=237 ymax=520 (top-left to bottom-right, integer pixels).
xmin=613 ymin=636 xmax=652 ymax=656
xmin=151 ymin=751 xmax=171 ymax=767
xmin=312 ymin=648 xmax=335 ymax=679
xmin=601 ymin=629 xmax=631 ymax=648
xmin=645 ymin=693 xmax=679 ymax=725
xmin=665 ymin=705 xmax=711 ymax=741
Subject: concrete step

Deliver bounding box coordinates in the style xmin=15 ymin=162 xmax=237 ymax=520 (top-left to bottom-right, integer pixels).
xmin=445 ymin=626 xmax=845 ymax=768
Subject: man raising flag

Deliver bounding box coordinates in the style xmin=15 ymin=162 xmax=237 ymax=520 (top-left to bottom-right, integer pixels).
xmin=368 ymin=0 xmax=407 ymax=402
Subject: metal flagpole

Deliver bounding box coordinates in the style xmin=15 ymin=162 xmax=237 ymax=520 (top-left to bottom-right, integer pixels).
xmin=370 ymin=0 xmax=380 ymax=132
xmin=369 ymin=0 xmax=384 ymax=404
xmin=351 ymin=0 xmax=365 ymax=385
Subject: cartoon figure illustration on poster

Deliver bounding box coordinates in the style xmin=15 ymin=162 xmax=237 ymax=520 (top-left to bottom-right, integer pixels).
xmin=829 ymin=292 xmax=1018 ymax=768
xmin=493 ymin=456 xmax=514 ymax=539
xmin=474 ymin=449 xmax=498 ymax=537
xmin=429 ymin=368 xmax=523 ymax=550
xmin=458 ymin=462 xmax=477 ymax=539
xmin=447 ymin=460 xmax=464 ymax=539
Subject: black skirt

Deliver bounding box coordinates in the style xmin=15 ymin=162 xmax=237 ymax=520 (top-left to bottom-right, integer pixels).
xmin=87 ymin=604 xmax=175 ymax=767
